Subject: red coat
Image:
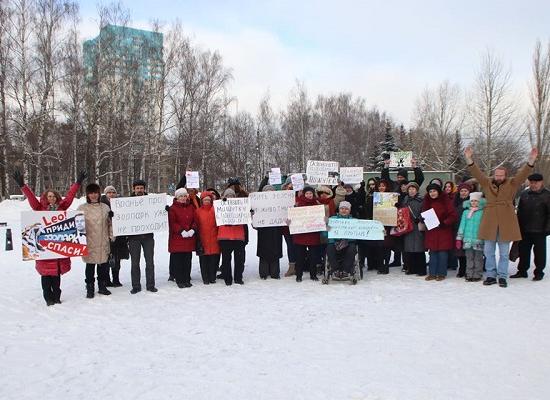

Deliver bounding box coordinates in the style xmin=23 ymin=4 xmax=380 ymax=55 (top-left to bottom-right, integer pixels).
xmin=168 ymin=199 xmax=197 ymax=253
xmin=195 ymin=204 xmax=221 ymax=255
xmin=217 ymin=225 xmax=246 ymax=241
xmin=21 ymin=183 xmax=80 ymax=276
xmin=422 ymin=194 xmax=458 ymax=251
xmin=292 ymin=195 xmax=322 ymax=246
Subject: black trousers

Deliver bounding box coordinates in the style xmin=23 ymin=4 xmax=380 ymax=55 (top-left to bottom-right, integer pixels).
xmin=295 ymin=244 xmax=322 ymax=278
xmin=200 ymin=254 xmax=220 ymax=283
xmin=220 ymin=240 xmax=246 ymax=284
xmin=128 ymin=236 xmax=155 ymax=290
xmin=41 ymin=275 xmax=61 ymax=303
xmin=365 ymin=244 xmax=385 ymax=271
xmin=259 ymin=258 xmax=281 ymax=278
xmin=171 ymin=252 xmax=193 ymax=284
xmin=403 ymin=252 xmax=427 ymax=275
xmin=85 ymin=263 xmax=110 ymax=286
xmin=518 ymin=232 xmax=547 ymax=277
xmin=457 ymin=255 xmax=467 ymax=276
xmin=327 ymin=243 xmax=357 ymax=274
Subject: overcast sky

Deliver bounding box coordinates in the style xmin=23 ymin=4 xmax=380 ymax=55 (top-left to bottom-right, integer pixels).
xmin=78 ymin=0 xmax=550 ymax=125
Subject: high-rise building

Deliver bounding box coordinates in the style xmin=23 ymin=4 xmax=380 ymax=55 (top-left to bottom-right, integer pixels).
xmin=83 ymin=24 xmax=163 ymax=83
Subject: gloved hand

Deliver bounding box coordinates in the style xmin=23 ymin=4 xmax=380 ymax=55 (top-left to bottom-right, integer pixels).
xmin=181 ymin=230 xmax=189 ymax=238
xmin=12 ymin=170 xmax=25 ymax=187
xmin=360 ymin=180 xmax=365 ymax=188
xmin=165 ymin=205 xmax=170 ymax=212
xmin=455 ymin=240 xmax=462 ymax=250
xmin=77 ymin=170 xmax=88 ymax=184
xmin=188 ymin=229 xmax=195 ymax=237
xmin=108 ymin=211 xmax=114 ymax=218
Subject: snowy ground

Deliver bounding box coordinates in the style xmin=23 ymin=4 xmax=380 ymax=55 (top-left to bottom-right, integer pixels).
xmin=1 ymin=198 xmax=549 ymax=400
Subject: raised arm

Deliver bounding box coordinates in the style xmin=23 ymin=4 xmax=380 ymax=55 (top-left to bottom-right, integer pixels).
xmin=59 ymin=171 xmax=86 ymax=210
xmin=12 ymin=170 xmax=42 ymax=210
xmin=412 ymin=158 xmax=424 ymax=186
xmin=464 ymin=147 xmax=491 ymax=188
xmin=510 ymin=148 xmax=537 ymax=189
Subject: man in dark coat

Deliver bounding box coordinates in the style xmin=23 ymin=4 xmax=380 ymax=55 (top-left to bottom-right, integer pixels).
xmin=512 ymin=173 xmax=550 ymax=281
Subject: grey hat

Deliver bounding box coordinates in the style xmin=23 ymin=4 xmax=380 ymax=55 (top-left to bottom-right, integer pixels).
xmin=222 ymin=188 xmax=236 ymax=198
xmin=339 ymin=201 xmax=352 ymax=210
xmin=262 ymin=185 xmax=275 ymax=192
xmin=104 ymin=185 xmax=117 ymax=194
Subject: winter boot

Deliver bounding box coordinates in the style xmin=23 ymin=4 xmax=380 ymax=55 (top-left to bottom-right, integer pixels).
xmin=285 ymin=262 xmax=296 ymax=277
xmin=510 ymin=272 xmax=528 ymax=278
xmin=86 ymin=283 xmax=95 ymax=299
xmin=97 ymin=282 xmax=112 ymax=296
xmin=111 ymin=269 xmax=123 ymax=287
xmin=498 ymin=278 xmax=508 ymax=288
xmin=483 ymin=277 xmax=497 ymax=286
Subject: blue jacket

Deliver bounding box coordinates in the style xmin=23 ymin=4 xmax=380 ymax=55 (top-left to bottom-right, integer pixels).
xmin=456 ymin=198 xmax=486 ymax=249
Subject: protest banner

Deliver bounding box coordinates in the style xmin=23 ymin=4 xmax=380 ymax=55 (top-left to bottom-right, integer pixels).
xmin=339 ymin=167 xmax=364 ymax=184
xmin=249 ymin=190 xmax=295 ymax=227
xmin=110 ymin=194 xmax=168 ymax=236
xmin=373 ymin=192 xmax=400 ymax=226
xmin=389 ymin=151 xmax=413 ymax=168
xmin=288 ymin=205 xmax=327 ymax=234
xmin=214 ymin=198 xmax=251 ymax=226
xmin=268 ymin=168 xmax=282 ymax=185
xmin=327 ymin=218 xmax=385 ymax=241
xmin=185 ymin=171 xmax=200 ymax=188
xmin=306 ymin=160 xmax=339 ymax=185
xmin=21 ymin=211 xmax=88 ymax=261
xmin=290 ymin=173 xmax=305 ymax=191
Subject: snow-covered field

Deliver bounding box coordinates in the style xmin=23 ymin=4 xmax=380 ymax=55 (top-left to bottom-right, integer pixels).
xmin=1 ymin=197 xmax=549 ymax=400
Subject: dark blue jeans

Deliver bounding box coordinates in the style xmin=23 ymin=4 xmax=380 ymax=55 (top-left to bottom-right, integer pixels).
xmin=428 ymin=250 xmax=448 ymax=277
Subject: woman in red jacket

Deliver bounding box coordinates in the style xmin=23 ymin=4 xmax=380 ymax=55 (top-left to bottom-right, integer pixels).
xmin=195 ymin=191 xmax=221 ymax=284
xmin=12 ymin=169 xmax=86 ymax=306
xmin=422 ymin=183 xmax=458 ymax=281
xmin=168 ymin=188 xmax=197 ymax=288
xmin=291 ymin=186 xmax=323 ymax=282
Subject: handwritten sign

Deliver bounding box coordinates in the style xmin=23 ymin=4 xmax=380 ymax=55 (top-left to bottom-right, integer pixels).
xmin=390 ymin=151 xmax=412 ymax=168
xmin=306 ymin=160 xmax=339 ymax=185
xmin=288 ymin=205 xmax=327 ymax=234
xmin=421 ymin=208 xmax=440 ymax=230
xmin=250 ymin=191 xmax=295 ymax=227
xmin=328 ymin=218 xmax=385 ymax=241
xmin=268 ymin=168 xmax=282 ymax=185
xmin=111 ymin=194 xmax=168 ymax=236
xmin=214 ymin=198 xmax=251 ymax=226
xmin=291 ymin=173 xmax=305 ymax=191
xmin=21 ymin=211 xmax=88 ymax=261
xmin=373 ymin=192 xmax=399 ymax=226
xmin=339 ymin=167 xmax=364 ymax=184
xmin=185 ymin=171 xmax=200 ymax=188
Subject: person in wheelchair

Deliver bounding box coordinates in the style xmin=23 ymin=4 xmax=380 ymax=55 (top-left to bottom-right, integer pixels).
xmin=327 ymin=201 xmax=357 ymax=279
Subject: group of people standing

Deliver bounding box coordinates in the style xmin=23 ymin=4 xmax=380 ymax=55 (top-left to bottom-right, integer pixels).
xmin=11 ymin=145 xmax=550 ymax=306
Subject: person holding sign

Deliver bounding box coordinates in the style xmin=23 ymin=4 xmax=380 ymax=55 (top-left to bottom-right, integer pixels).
xmin=77 ymin=183 xmax=113 ymax=298
xmin=127 ymin=179 xmax=158 ymax=294
xmin=421 ymin=184 xmax=458 ymax=281
xmin=218 ymin=188 xmax=248 ymax=285
xmin=12 ymin=169 xmax=86 ymax=305
xmin=291 ymin=186 xmax=323 ymax=282
xmin=253 ymin=185 xmax=283 ymax=280
xmin=326 ymin=201 xmax=357 ymax=277
xmin=168 ymin=188 xmax=197 ymax=288
xmin=195 ymin=191 xmax=221 ymax=284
